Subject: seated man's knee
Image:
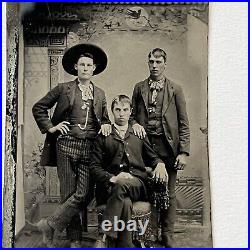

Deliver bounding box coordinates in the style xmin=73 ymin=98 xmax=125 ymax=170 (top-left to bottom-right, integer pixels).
xmin=111 ymin=179 xmax=130 ymax=195
xmin=114 ymin=178 xmax=130 ymax=189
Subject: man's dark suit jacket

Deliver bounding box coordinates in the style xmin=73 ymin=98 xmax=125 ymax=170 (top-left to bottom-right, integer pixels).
xmin=90 ymin=125 xmax=163 ymax=205
xmin=130 ymin=77 xmax=190 ymax=157
xmin=32 ymin=79 xmax=110 ymax=166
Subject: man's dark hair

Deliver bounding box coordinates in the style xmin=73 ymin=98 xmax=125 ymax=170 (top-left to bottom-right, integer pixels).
xmin=148 ymin=48 xmax=167 ymax=62
xmin=111 ymin=95 xmax=132 ymax=111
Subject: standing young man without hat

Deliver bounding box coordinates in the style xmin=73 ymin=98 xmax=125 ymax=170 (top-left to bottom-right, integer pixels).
xmin=32 ymin=44 xmax=111 ymax=247
xmin=130 ymin=48 xmax=190 ymax=247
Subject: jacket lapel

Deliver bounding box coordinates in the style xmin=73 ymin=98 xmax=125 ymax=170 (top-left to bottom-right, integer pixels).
xmin=141 ymin=79 xmax=149 ymax=114
xmin=66 ymin=79 xmax=77 ymax=108
xmin=162 ymin=78 xmax=175 ymax=115
xmin=93 ymin=84 xmax=100 ymax=110
xmin=124 ymin=126 xmax=133 ymax=140
xmin=92 ymin=83 xmax=102 ymax=115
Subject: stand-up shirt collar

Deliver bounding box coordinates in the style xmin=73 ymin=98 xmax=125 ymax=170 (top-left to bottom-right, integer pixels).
xmin=114 ymin=123 xmax=128 ymax=132
xmin=114 ymin=123 xmax=129 ymax=139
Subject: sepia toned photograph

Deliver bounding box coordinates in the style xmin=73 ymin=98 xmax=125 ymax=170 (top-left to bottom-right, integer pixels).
xmin=4 ymin=2 xmax=211 ymax=248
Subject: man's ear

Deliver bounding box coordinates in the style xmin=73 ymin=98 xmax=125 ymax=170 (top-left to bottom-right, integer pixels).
xmin=93 ymin=64 xmax=96 ymax=72
xmin=74 ymin=64 xmax=78 ymax=70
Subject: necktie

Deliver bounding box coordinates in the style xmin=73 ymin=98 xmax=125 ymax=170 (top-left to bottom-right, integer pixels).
xmin=149 ymin=78 xmax=165 ymax=104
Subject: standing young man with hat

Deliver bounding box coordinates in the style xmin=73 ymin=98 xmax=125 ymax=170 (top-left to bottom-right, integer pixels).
xmin=130 ymin=48 xmax=190 ymax=247
xmin=32 ymin=43 xmax=111 ymax=247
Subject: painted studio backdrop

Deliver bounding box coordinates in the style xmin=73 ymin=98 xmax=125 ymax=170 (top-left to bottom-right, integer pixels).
xmin=5 ymin=2 xmax=211 ymax=248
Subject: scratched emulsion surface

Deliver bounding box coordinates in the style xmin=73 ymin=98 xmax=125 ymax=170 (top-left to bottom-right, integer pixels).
xmin=3 ymin=3 xmax=19 ymax=248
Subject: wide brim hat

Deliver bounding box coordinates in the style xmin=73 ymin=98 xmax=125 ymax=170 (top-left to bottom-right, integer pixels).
xmin=62 ymin=43 xmax=108 ymax=76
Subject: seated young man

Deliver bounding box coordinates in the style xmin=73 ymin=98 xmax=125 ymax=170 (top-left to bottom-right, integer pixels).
xmin=90 ymin=95 xmax=168 ymax=247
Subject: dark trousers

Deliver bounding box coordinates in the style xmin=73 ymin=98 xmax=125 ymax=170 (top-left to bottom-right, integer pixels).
xmin=48 ymin=135 xmax=94 ymax=240
xmin=148 ymin=135 xmax=177 ymax=236
xmin=102 ymin=177 xmax=146 ymax=247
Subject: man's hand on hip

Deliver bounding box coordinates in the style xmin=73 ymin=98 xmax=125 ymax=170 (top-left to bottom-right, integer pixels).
xmin=48 ymin=121 xmax=70 ymax=134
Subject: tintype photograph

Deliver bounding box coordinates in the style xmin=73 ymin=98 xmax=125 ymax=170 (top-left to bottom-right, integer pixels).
xmin=4 ymin=2 xmax=211 ymax=248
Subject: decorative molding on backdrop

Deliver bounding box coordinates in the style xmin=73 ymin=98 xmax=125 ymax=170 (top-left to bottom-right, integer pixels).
xmin=49 ymin=56 xmax=59 ymax=89
xmin=48 ymin=49 xmax=64 ymax=56
xmin=48 ymin=49 xmax=64 ymax=89
xmin=49 ymin=36 xmax=66 ymax=47
xmin=25 ymin=35 xmax=66 ymax=47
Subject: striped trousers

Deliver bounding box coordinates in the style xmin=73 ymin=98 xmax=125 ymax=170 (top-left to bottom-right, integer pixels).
xmin=48 ymin=135 xmax=94 ymax=240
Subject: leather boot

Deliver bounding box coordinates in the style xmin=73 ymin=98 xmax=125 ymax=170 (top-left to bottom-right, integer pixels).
xmin=161 ymin=234 xmax=176 ymax=248
xmin=37 ymin=219 xmax=55 ymax=248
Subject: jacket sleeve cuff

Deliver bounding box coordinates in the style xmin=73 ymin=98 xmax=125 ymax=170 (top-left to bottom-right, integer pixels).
xmin=40 ymin=123 xmax=54 ymax=134
xmin=179 ymin=144 xmax=190 ymax=156
xmin=180 ymin=151 xmax=189 ymax=156
xmin=151 ymin=159 xmax=164 ymax=169
xmin=42 ymin=123 xmax=54 ymax=134
xmin=129 ymin=120 xmax=137 ymax=126
xmin=104 ymin=174 xmax=114 ymax=189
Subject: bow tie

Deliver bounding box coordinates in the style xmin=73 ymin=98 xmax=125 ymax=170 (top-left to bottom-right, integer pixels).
xmin=149 ymin=78 xmax=165 ymax=91
xmin=149 ymin=78 xmax=165 ymax=104
xmin=78 ymin=83 xmax=93 ymax=101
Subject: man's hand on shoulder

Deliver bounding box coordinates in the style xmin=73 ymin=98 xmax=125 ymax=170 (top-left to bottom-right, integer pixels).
xmin=132 ymin=123 xmax=146 ymax=139
xmin=99 ymin=124 xmax=112 ymax=137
